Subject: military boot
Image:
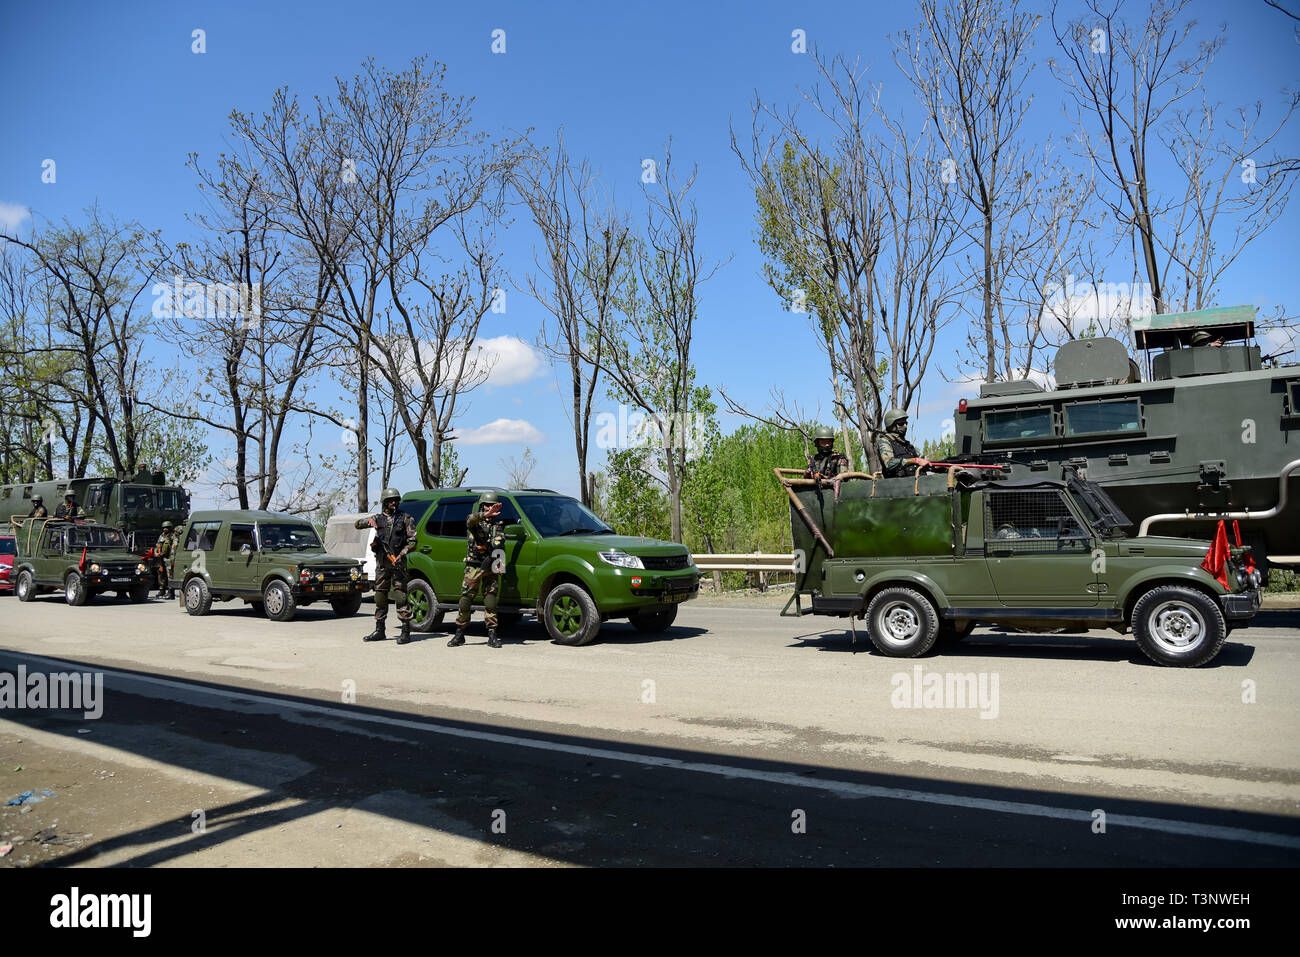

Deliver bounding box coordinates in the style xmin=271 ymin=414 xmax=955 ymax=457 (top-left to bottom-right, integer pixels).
xmin=363 ymin=620 xmax=387 ymax=642
xmin=396 ymin=620 xmax=411 ymax=645
xmin=486 ymin=627 xmax=502 ymax=649
xmin=447 ymin=627 xmax=466 ymax=648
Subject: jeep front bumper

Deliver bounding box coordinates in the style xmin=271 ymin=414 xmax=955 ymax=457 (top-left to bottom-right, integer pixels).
xmin=1219 ymin=589 xmax=1260 ymax=623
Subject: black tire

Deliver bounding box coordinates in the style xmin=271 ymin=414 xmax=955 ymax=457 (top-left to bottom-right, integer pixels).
xmin=183 ymin=576 xmax=213 ymax=616
xmin=1130 ymin=585 xmax=1227 ymax=667
xmin=406 ymin=579 xmax=444 ymax=632
xmin=128 ymin=583 xmax=150 ymax=603
xmin=631 ymin=606 xmax=679 ymax=633
xmin=330 ymin=592 xmax=363 ymax=618
xmin=263 ymin=579 xmax=297 ymax=622
xmin=864 ymin=587 xmax=940 ymax=657
xmin=543 ymin=582 xmax=601 ymax=646
xmin=15 ymin=569 xmax=36 ymax=602
xmin=64 ymin=571 xmax=91 ymax=606
xmin=936 ymin=619 xmax=976 ymax=645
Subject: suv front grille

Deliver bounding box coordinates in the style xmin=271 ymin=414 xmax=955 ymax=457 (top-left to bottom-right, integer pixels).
xmin=311 ymin=565 xmax=356 ymax=582
xmin=640 ymin=554 xmax=689 ymax=571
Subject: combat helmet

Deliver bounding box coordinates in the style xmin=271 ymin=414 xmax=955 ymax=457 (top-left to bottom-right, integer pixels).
xmin=478 ymin=491 xmax=500 ymax=507
xmin=31 ymin=494 xmax=42 ymax=504
xmin=380 ymin=487 xmax=402 ymax=505
xmin=883 ymin=408 xmax=909 ymax=431
xmin=813 ymin=425 xmax=836 ymax=441
xmin=161 ymin=520 xmax=174 ymax=529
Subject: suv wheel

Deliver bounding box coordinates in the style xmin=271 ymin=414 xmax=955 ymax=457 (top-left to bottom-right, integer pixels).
xmin=183 ymin=577 xmax=213 ymax=616
xmin=15 ymin=570 xmax=36 ymax=602
xmin=65 ymin=572 xmax=91 ymax=606
xmin=1131 ymin=585 xmax=1226 ymax=667
xmin=330 ymin=592 xmax=363 ymax=617
xmin=865 ymin=587 xmax=939 ymax=657
xmin=631 ymin=606 xmax=678 ymax=634
xmin=543 ymin=583 xmax=601 ymax=646
xmin=128 ymin=583 xmax=151 ymax=603
xmin=263 ymin=579 xmax=297 ymax=622
xmin=407 ymin=579 xmax=444 ymax=632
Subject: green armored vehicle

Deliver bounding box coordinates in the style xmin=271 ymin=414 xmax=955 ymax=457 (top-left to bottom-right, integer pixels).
xmin=171 ymin=510 xmax=368 ymax=621
xmin=951 ymin=305 xmax=1299 ymax=578
xmin=781 ymin=470 xmax=1260 ymax=667
xmin=11 ymin=518 xmax=154 ymax=605
xmin=0 ymin=470 xmax=190 ymax=553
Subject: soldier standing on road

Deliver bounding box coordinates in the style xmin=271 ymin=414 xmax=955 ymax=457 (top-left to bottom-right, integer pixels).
xmin=876 ymin=409 xmax=927 ymax=478
xmin=804 ymin=426 xmax=850 ymax=482
xmin=449 ymin=492 xmax=507 ymax=649
xmin=26 ymin=495 xmax=48 ymax=518
xmin=357 ymin=488 xmax=418 ymax=645
xmin=154 ymin=520 xmax=175 ymax=600
xmin=54 ymin=491 xmax=81 ymax=520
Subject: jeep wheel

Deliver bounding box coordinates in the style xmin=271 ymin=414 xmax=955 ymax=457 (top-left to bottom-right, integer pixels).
xmin=936 ymin=619 xmax=976 ymax=645
xmin=543 ymin=583 xmax=601 ymax=646
xmin=128 ymin=583 xmax=150 ymax=603
xmin=183 ymin=577 xmax=213 ymax=616
xmin=65 ymin=572 xmax=91 ymax=606
xmin=865 ymin=587 xmax=939 ymax=657
xmin=1131 ymin=585 xmax=1226 ymax=667
xmin=330 ymin=592 xmax=363 ymax=618
xmin=406 ymin=579 xmax=444 ymax=632
xmin=15 ymin=570 xmax=35 ymax=602
xmin=263 ymin=579 xmax=297 ymax=622
xmin=631 ymin=606 xmax=678 ymax=634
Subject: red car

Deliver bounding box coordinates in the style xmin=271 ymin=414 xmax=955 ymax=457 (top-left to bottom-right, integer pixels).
xmin=0 ymin=535 xmax=14 ymax=594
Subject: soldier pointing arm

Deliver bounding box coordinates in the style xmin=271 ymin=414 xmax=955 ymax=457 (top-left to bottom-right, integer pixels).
xmin=449 ymin=492 xmax=508 ymax=649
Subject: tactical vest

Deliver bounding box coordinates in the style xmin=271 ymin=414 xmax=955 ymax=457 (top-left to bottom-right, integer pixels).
xmin=465 ymin=513 xmax=504 ymax=567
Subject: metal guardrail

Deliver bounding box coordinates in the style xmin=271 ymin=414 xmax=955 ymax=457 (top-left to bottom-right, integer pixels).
xmin=693 ymin=552 xmax=799 ymax=573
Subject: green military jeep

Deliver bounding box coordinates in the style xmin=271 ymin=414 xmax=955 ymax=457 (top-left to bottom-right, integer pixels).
xmin=172 ymin=510 xmax=368 ymax=621
xmin=786 ymin=473 xmax=1260 ymax=667
xmin=393 ymin=487 xmax=700 ymax=645
xmin=11 ymin=518 xmax=153 ymax=605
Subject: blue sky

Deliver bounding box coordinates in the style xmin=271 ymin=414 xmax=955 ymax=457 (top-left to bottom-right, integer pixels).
xmin=2 ymin=0 xmax=1297 ymax=506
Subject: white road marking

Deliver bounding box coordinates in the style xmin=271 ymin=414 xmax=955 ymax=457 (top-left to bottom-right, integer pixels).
xmin=5 ymin=651 xmax=1299 ymax=852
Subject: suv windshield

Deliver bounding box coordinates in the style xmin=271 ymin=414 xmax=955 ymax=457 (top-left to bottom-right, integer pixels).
xmin=1068 ymin=479 xmax=1132 ymax=534
xmin=67 ymin=526 xmax=126 ymax=549
xmin=257 ymin=522 xmax=322 ymax=550
xmin=515 ymin=495 xmax=615 ymax=538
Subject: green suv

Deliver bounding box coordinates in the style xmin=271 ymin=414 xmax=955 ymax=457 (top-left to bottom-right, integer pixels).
xmin=172 ymin=510 xmax=368 ymax=621
xmin=395 ymin=488 xmax=700 ymax=645
xmin=12 ymin=519 xmax=153 ymax=604
xmin=789 ymin=474 xmax=1260 ymax=667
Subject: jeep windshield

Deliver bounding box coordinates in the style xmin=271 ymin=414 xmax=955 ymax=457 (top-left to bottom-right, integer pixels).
xmin=1068 ymin=479 xmax=1133 ymax=534
xmin=67 ymin=526 xmax=125 ymax=549
xmin=256 ymin=523 xmax=323 ymax=550
xmin=515 ymin=495 xmax=615 ymax=538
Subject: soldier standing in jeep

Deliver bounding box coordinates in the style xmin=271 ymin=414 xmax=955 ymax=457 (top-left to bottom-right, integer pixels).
xmin=357 ymin=488 xmax=418 ymax=645
xmin=449 ymin=491 xmax=507 ymax=649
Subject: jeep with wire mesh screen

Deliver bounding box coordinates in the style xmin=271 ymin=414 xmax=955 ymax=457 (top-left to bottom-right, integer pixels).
xmin=797 ymin=474 xmax=1260 ymax=667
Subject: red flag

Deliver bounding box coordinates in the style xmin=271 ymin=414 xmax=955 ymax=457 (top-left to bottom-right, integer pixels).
xmin=1199 ymin=520 xmax=1230 ymax=588
xmin=1231 ymin=521 xmax=1257 ymax=573
xmin=78 ymin=545 xmax=87 ymax=573
xmin=143 ymin=545 xmax=154 ymax=560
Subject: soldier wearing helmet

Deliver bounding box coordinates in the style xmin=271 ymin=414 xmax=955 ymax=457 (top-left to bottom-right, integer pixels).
xmin=153 ymin=520 xmax=176 ymax=600
xmin=54 ymin=491 xmax=82 ymax=520
xmin=356 ymin=487 xmax=418 ymax=645
xmin=449 ymin=491 xmax=508 ymax=649
xmin=26 ymin=495 xmax=48 ymax=519
xmin=804 ymin=425 xmax=849 ymax=481
xmin=876 ymin=409 xmax=926 ymax=478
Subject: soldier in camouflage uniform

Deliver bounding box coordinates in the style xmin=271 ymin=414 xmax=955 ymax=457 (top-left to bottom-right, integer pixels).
xmin=154 ymin=520 xmax=176 ymax=600
xmin=449 ymin=491 xmax=507 ymax=649
xmin=804 ymin=425 xmax=849 ymax=481
xmin=876 ymin=408 xmax=927 ymax=478
xmin=54 ymin=491 xmax=82 ymax=520
xmin=357 ymin=488 xmax=419 ymax=645
xmin=26 ymin=495 xmax=48 ymax=518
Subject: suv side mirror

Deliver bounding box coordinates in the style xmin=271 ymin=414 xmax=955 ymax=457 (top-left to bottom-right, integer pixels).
xmin=504 ymin=524 xmax=526 ymax=540
xmin=240 ymin=543 xmax=252 ymax=556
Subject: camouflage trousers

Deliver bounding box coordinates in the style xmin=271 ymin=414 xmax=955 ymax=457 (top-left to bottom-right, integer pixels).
xmin=152 ymin=558 xmax=169 ymax=591
xmin=374 ymin=561 xmax=411 ymax=622
xmin=456 ymin=565 xmax=500 ymax=628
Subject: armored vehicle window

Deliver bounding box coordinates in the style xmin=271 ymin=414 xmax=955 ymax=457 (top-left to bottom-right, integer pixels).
xmin=229 ymin=524 xmax=256 ymax=551
xmin=123 ymin=486 xmax=154 ymax=510
xmin=85 ymin=485 xmax=110 ymax=510
xmin=185 ymin=521 xmax=221 ymax=551
xmin=155 ymin=489 xmax=181 ymax=511
xmin=984 ymin=407 xmax=1055 ymax=443
xmin=1064 ymin=399 xmax=1142 ymax=436
xmin=985 ymin=490 xmax=1088 ymax=551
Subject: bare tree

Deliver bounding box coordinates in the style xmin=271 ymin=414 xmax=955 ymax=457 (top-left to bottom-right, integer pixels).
xmin=499 ymin=447 xmax=537 ymax=488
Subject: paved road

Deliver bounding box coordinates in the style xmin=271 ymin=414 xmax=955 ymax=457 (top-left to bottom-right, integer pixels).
xmin=1 ymin=595 xmax=1297 ymax=866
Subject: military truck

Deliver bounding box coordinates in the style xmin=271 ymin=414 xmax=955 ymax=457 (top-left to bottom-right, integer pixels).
xmin=11 ymin=518 xmax=154 ymax=605
xmin=951 ymin=305 xmax=1299 ymax=579
xmin=0 ymin=470 xmax=190 ymax=554
xmin=779 ymin=469 xmax=1260 ymax=667
xmin=171 ymin=510 xmax=369 ymax=621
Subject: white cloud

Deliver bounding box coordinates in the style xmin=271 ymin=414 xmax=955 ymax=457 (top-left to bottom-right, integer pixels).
xmin=455 ymin=418 xmax=544 ymax=446
xmin=473 ymin=335 xmax=543 ymax=387
xmin=0 ymin=201 xmax=31 ymax=234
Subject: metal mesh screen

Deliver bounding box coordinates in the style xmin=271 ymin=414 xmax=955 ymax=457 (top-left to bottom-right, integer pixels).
xmin=984 ymin=490 xmax=1089 ymax=554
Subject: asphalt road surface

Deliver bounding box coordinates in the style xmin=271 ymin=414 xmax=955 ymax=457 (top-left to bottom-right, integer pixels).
xmin=1 ymin=594 xmax=1297 ymax=867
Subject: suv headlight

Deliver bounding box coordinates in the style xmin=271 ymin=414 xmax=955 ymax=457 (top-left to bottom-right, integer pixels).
xmin=89 ymin=563 xmax=101 ymax=573
xmin=598 ymin=550 xmax=644 ymax=569
xmin=136 ymin=563 xmax=147 ymax=573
